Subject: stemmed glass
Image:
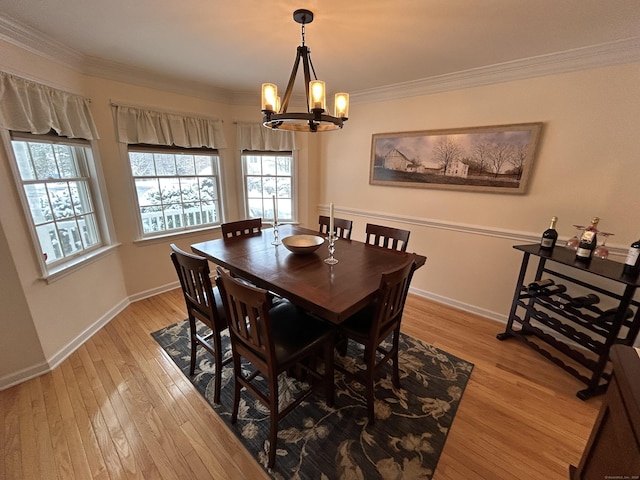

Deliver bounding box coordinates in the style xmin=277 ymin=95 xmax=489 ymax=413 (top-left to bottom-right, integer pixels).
xmin=594 ymin=232 xmax=614 ymax=259
xmin=566 ymin=225 xmax=585 ymax=250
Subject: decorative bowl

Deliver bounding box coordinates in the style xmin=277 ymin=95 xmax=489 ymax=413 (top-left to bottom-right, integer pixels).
xmin=281 ymin=235 xmax=325 ymax=255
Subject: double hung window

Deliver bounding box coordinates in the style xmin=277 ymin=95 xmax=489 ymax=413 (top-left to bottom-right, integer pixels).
xmin=7 ymin=132 xmax=109 ymax=271
xmin=128 ymin=146 xmax=222 ymax=236
xmin=242 ymin=152 xmax=294 ymax=223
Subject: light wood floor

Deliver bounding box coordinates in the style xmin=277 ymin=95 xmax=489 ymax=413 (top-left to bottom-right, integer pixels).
xmin=1 ymin=289 xmax=600 ymax=479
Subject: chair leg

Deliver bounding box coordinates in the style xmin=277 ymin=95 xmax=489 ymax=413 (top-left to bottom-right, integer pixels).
xmin=267 ymin=375 xmax=279 ymax=468
xmin=324 ymin=343 xmax=334 ymax=407
xmin=231 ymin=356 xmax=242 ymax=424
xmin=212 ymin=334 xmax=223 ymax=404
xmin=336 ymin=332 xmax=348 ymax=356
xmin=391 ymin=331 xmax=401 ymax=389
xmin=363 ymin=346 xmax=376 ymax=424
xmin=189 ymin=319 xmax=198 ymax=376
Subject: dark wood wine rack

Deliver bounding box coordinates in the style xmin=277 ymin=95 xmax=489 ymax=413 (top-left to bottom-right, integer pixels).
xmin=497 ymin=244 xmax=640 ymax=400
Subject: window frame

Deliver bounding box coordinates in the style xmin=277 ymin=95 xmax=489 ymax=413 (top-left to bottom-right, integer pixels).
xmin=241 ymin=150 xmax=297 ymax=224
xmin=2 ymin=130 xmax=118 ymax=282
xmin=125 ymin=144 xmax=224 ymax=240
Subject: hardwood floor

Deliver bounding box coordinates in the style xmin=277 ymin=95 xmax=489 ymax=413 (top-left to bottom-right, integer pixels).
xmin=1 ymin=289 xmax=600 ymax=479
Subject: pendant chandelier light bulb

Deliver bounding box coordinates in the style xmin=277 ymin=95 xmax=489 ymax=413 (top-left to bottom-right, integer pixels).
xmin=261 ymin=9 xmax=349 ymax=132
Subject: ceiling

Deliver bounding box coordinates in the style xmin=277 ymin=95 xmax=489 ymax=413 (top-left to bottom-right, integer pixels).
xmin=1 ymin=0 xmax=640 ymax=101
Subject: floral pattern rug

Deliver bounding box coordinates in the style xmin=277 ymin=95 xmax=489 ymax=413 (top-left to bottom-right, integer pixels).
xmin=152 ymin=320 xmax=473 ymax=480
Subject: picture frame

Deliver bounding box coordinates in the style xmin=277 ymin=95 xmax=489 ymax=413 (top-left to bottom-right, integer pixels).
xmin=370 ymin=122 xmax=543 ymax=194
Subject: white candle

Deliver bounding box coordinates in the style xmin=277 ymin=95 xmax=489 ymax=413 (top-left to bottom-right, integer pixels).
xmin=272 ymin=195 xmax=277 ymax=224
xmin=329 ymin=203 xmax=334 ymax=236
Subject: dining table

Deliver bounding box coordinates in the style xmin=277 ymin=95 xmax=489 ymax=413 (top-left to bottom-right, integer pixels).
xmin=191 ymin=224 xmax=426 ymax=324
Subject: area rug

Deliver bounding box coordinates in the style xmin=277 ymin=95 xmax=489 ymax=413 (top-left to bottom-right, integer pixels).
xmin=152 ymin=320 xmax=474 ymax=480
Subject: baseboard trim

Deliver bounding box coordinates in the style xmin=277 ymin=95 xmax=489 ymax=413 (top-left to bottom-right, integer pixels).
xmin=0 ymin=281 xmax=181 ymax=390
xmin=409 ymin=286 xmax=508 ymax=325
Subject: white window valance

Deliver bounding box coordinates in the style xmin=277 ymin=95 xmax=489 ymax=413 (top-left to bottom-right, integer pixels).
xmin=236 ymin=122 xmax=298 ymax=151
xmin=113 ymin=104 xmax=227 ymax=149
xmin=0 ymin=71 xmax=99 ymax=140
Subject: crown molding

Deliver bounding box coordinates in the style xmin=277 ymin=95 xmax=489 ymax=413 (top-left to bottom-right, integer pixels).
xmin=0 ymin=15 xmax=84 ymax=69
xmin=2 ymin=14 xmax=639 ymax=107
xmin=350 ymin=37 xmax=640 ymax=105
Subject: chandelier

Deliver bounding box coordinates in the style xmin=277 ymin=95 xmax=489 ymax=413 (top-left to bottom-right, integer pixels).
xmin=261 ymin=9 xmax=349 ymax=132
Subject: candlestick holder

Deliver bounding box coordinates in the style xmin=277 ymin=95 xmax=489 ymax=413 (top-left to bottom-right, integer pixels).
xmin=324 ymin=233 xmax=338 ymax=265
xmin=272 ymin=222 xmax=281 ymax=246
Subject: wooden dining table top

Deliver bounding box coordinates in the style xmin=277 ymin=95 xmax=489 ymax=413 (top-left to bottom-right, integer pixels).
xmin=191 ymin=224 xmax=426 ymax=324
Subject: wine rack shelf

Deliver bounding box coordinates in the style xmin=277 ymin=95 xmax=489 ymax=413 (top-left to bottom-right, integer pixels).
xmin=497 ymin=244 xmax=640 ymax=400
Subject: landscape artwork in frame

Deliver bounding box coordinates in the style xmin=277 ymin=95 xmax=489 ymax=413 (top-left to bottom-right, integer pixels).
xmin=370 ymin=122 xmax=543 ymax=194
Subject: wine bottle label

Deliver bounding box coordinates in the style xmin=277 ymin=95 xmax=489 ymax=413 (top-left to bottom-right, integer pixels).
xmin=580 ymin=231 xmax=596 ymax=243
xmin=576 ymin=247 xmax=592 ymax=258
xmin=624 ymin=247 xmax=640 ymax=266
xmin=541 ymin=238 xmax=554 ymax=248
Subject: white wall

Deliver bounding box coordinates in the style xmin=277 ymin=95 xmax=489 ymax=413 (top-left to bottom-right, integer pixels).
xmin=320 ymin=63 xmax=640 ymax=324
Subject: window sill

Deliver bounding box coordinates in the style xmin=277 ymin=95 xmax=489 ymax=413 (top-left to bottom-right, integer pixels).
xmin=42 ymin=243 xmax=121 ymax=284
xmin=133 ymin=225 xmax=222 ymax=246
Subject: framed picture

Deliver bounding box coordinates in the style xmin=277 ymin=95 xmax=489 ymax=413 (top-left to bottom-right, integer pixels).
xmin=370 ymin=122 xmax=543 ymax=194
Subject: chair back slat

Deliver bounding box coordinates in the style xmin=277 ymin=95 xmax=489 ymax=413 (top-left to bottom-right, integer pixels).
xmin=365 ymin=223 xmax=410 ymax=252
xmin=216 ymin=268 xmax=273 ymax=363
xmin=318 ymin=215 xmax=353 ymax=240
xmin=371 ymin=255 xmax=417 ymax=340
xmin=221 ymin=218 xmax=262 ymax=239
xmin=171 ymin=245 xmax=220 ymax=324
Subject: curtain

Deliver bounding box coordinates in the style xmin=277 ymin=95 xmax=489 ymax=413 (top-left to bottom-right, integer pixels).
xmin=113 ymin=104 xmax=227 ymax=148
xmin=0 ymin=71 xmax=99 ymax=139
xmin=236 ymin=122 xmax=298 ymax=151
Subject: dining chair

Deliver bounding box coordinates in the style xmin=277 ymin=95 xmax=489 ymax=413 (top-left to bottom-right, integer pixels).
xmin=170 ymin=244 xmax=231 ymax=404
xmin=365 ymin=223 xmax=410 ymax=252
xmin=221 ymin=218 xmax=262 ymax=239
xmin=335 ymin=254 xmax=418 ymax=424
xmin=215 ymin=267 xmax=335 ymax=469
xmin=318 ymin=215 xmax=353 ymax=240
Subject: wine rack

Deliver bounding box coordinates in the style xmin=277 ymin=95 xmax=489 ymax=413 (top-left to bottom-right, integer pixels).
xmin=497 ymin=244 xmax=640 ymax=400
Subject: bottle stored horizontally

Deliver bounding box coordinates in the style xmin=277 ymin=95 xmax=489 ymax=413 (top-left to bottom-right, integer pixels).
xmin=575 ymin=217 xmax=600 ymax=261
xmin=540 ymin=216 xmax=559 ymax=250
xmin=527 ymin=278 xmax=555 ymax=291
xmin=622 ymin=238 xmax=640 ymax=276
xmin=569 ymin=293 xmax=600 ymax=308
xmin=523 ymin=279 xmax=566 ymax=298
xmin=594 ymin=307 xmax=634 ymax=326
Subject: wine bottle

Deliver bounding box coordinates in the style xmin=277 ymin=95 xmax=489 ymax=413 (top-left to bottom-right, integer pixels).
xmin=527 ymin=278 xmax=555 ymax=291
xmin=569 ymin=293 xmax=600 ymax=308
xmin=575 ymin=217 xmax=599 ymax=261
xmin=622 ymin=238 xmax=640 ymax=276
xmin=595 ymin=307 xmax=634 ymax=326
xmin=521 ymin=283 xmax=566 ymax=299
xmin=540 ymin=216 xmax=559 ymax=250
xmin=540 ymin=284 xmax=567 ymax=296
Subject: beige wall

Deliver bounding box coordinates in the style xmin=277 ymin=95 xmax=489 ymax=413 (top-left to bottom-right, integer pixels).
xmin=0 ymin=39 xmax=323 ymax=387
xmin=0 ymin=39 xmax=129 ymax=385
xmin=2 ymin=36 xmax=640 ymax=388
xmin=321 ymin=63 xmax=640 ymax=325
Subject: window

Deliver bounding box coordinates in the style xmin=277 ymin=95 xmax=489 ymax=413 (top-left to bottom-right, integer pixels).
xmin=242 ymin=152 xmax=294 ymax=222
xmin=128 ymin=146 xmax=222 ymax=236
xmin=8 ymin=132 xmax=108 ymax=270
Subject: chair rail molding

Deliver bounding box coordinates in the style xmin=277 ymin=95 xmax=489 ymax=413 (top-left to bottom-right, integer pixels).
xmin=319 ymin=204 xmax=629 ymax=257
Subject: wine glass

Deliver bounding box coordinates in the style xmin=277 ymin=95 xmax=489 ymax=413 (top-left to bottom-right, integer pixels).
xmin=566 ymin=225 xmax=584 ymax=250
xmin=594 ymin=232 xmax=613 ymax=259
